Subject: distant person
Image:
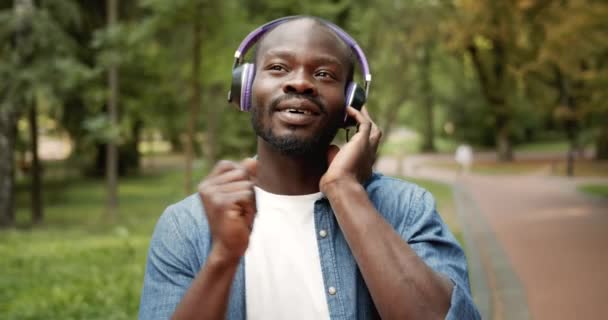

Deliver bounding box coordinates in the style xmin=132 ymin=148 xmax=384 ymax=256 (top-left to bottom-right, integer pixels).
xmin=455 ymin=144 xmax=474 ymax=174
xmin=138 ymin=16 xmax=480 ymax=319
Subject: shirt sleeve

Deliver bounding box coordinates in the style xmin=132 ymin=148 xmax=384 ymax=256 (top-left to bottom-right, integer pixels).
xmin=138 ymin=204 xmax=198 ymax=320
xmin=402 ymin=187 xmax=481 ymax=320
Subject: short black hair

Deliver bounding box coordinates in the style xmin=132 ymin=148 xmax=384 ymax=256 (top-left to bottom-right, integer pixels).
xmin=251 ymin=16 xmax=356 ymax=84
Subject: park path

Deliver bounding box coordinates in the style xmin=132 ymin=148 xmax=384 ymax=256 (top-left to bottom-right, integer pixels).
xmin=376 ymin=155 xmax=608 ymax=320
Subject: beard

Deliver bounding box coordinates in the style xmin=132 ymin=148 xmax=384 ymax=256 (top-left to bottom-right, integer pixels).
xmin=251 ymin=94 xmax=342 ymax=157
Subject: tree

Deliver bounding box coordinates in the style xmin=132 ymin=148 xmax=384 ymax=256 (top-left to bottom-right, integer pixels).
xmin=105 ymin=0 xmax=119 ymax=217
xmin=138 ymin=0 xmax=261 ymax=192
xmin=184 ymin=1 xmax=203 ymax=194
xmin=349 ymin=0 xmax=457 ymax=154
xmin=0 ymin=0 xmax=83 ymax=225
xmin=0 ymin=0 xmax=26 ymax=227
xmin=447 ymin=1 xmax=522 ymax=161
xmin=515 ymin=0 xmax=608 ymax=162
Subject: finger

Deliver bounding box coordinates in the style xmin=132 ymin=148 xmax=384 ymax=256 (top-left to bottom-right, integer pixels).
xmin=227 ymin=190 xmax=257 ymax=227
xmin=209 ymin=167 xmax=252 ymax=185
xmin=346 ymin=106 xmax=371 ymax=136
xmin=225 ymin=189 xmax=256 ymax=210
xmin=209 ymin=160 xmax=238 ymax=177
xmin=216 ymin=180 xmax=255 ymax=193
xmin=369 ymin=121 xmax=382 ymax=146
xmin=326 ymin=144 xmax=340 ymax=165
xmin=361 ymin=106 xmax=372 ymax=119
xmin=359 ymin=106 xmax=381 ymax=145
xmin=241 ymin=199 xmax=256 ymax=230
xmin=240 ymin=158 xmax=258 ymax=178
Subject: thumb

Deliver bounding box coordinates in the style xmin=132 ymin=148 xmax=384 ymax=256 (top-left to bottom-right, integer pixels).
xmin=240 ymin=158 xmax=258 ymax=178
xmin=327 ymin=145 xmax=340 ymax=165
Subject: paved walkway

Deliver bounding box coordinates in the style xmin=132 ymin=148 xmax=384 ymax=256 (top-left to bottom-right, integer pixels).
xmin=377 ymin=155 xmax=608 ymax=320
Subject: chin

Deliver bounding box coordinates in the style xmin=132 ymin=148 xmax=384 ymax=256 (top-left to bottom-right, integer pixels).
xmin=252 ymin=108 xmax=341 ymax=156
xmin=262 ymin=128 xmax=336 ymax=157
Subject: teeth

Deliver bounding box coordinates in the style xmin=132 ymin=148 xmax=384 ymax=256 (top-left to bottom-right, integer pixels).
xmin=285 ymin=108 xmax=312 ymax=115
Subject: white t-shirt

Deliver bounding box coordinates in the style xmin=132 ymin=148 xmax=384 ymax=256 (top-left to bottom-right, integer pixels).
xmin=245 ymin=187 xmax=330 ymax=320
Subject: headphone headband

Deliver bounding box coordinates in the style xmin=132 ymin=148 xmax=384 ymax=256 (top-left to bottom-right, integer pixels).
xmin=232 ymin=16 xmax=372 ymax=95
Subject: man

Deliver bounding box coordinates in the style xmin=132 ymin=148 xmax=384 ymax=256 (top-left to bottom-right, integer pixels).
xmin=139 ymin=16 xmax=480 ymax=320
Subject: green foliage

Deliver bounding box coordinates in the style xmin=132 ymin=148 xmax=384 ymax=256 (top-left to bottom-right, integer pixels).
xmin=0 ymin=0 xmax=89 ymax=109
xmin=2 ymin=0 xmax=607 ymax=173
xmin=578 ymin=184 xmax=608 ymax=198
xmin=444 ymin=0 xmax=608 ymax=153
xmin=0 ymin=230 xmax=147 ymax=320
xmin=3 ymin=160 xmax=204 ymax=319
xmin=82 ymin=114 xmax=122 ymax=144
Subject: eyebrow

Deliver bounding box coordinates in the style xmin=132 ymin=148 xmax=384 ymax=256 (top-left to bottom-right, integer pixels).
xmin=263 ymin=49 xmax=345 ymax=70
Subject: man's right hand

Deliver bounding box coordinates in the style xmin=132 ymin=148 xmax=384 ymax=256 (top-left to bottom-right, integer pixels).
xmin=198 ymin=159 xmax=258 ymax=265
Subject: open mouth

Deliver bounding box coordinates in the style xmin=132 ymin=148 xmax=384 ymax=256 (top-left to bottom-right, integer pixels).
xmin=280 ymin=108 xmax=318 ymax=116
xmin=274 ymin=103 xmax=322 ymax=126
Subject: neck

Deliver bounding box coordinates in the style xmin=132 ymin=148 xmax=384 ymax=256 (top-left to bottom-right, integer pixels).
xmin=255 ymin=138 xmax=328 ymax=195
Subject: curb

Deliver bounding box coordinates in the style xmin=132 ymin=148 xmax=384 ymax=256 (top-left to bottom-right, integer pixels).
xmin=452 ymin=182 xmax=530 ymax=320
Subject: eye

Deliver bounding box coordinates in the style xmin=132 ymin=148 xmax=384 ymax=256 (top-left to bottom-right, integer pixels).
xmin=268 ymin=64 xmax=286 ymax=72
xmin=315 ymin=70 xmax=337 ymax=80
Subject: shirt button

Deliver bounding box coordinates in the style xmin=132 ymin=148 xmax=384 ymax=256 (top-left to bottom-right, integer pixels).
xmin=328 ymin=286 xmax=337 ymax=295
xmin=319 ymin=229 xmax=328 ymax=238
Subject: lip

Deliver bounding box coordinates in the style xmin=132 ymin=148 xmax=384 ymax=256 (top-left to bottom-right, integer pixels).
xmin=274 ymin=98 xmax=322 ymax=115
xmin=275 ymin=109 xmax=320 ymax=126
xmin=273 ymin=99 xmax=323 ymax=126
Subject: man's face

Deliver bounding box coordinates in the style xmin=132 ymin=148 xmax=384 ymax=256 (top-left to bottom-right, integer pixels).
xmin=250 ymin=19 xmax=350 ymax=157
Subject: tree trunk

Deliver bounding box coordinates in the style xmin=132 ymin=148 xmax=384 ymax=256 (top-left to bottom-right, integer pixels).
xmin=1 ymin=0 xmax=34 ymax=227
xmin=596 ymin=121 xmax=608 ymax=160
xmin=168 ymin=130 xmax=183 ymax=153
xmin=420 ymin=43 xmax=436 ymax=153
xmin=468 ymin=40 xmax=513 ymax=162
xmin=130 ymin=118 xmax=143 ymax=171
xmin=0 ymin=104 xmax=17 ymax=227
xmin=28 ymin=103 xmax=43 ymax=223
xmin=555 ymin=65 xmax=578 ymax=176
xmin=105 ymin=0 xmax=119 ymax=218
xmin=185 ymin=8 xmax=202 ymax=194
xmin=496 ymin=118 xmax=513 ymax=161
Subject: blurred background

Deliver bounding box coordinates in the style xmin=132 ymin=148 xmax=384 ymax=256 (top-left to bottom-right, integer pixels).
xmin=0 ymin=0 xmax=607 ymax=319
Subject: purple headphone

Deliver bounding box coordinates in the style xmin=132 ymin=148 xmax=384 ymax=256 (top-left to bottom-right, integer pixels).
xmin=227 ymin=16 xmax=372 ymax=126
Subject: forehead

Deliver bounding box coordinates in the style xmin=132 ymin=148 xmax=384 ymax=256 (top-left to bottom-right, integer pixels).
xmin=256 ymin=19 xmax=350 ymax=63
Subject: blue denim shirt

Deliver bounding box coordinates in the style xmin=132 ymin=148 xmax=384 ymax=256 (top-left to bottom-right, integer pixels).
xmin=139 ymin=173 xmax=480 ymax=319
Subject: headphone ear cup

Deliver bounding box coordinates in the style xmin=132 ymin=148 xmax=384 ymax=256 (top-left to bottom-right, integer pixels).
xmin=241 ymin=64 xmax=256 ymax=111
xmin=228 ymin=63 xmax=256 ymax=111
xmin=343 ymin=83 xmax=367 ymax=127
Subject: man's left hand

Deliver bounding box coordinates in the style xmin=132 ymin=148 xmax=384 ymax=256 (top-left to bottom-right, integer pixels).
xmin=319 ymin=106 xmax=382 ymax=193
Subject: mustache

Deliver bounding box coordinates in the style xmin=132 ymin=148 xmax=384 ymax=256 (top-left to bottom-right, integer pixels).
xmin=269 ymin=93 xmax=327 ymax=115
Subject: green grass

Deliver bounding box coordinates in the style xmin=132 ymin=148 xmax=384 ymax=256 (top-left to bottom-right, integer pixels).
xmin=578 ymin=184 xmax=608 ymax=198
xmin=428 ymin=159 xmax=608 ymax=177
xmin=429 ymin=161 xmax=547 ymax=175
xmin=380 ymin=130 xmax=572 ymax=157
xmin=380 ymin=135 xmax=459 ymax=156
xmin=1 ymin=159 xmax=207 ymax=320
xmin=1 ymin=159 xmax=464 ymax=319
xmin=550 ymin=160 xmax=608 ymax=177
xmin=514 ymin=140 xmax=568 ymax=153
xmin=401 ymin=177 xmax=464 ymax=246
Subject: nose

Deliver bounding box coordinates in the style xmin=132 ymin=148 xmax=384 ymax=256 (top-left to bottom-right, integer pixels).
xmin=282 ymin=70 xmax=317 ymax=96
